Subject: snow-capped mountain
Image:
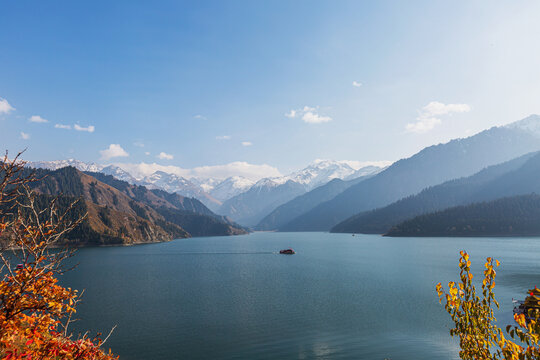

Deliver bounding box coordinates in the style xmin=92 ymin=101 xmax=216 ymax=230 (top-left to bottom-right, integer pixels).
xmin=190 ymin=177 xmax=222 ymax=193
xmin=208 ymin=176 xmax=255 ymax=202
xmin=218 ymin=161 xmax=384 ymax=226
xmin=245 ymin=160 xmax=380 ymax=192
xmin=189 ymin=176 xmax=255 ymax=201
xmin=100 ymin=165 xmax=138 ymax=183
xmin=286 ymin=159 xmax=363 ymax=190
xmin=143 ymin=171 xmax=196 ymax=193
xmin=28 ymin=159 xmax=104 ymax=172
xmin=26 ymin=158 xmax=384 ymax=219
xmin=139 ymin=171 xmax=222 ymax=211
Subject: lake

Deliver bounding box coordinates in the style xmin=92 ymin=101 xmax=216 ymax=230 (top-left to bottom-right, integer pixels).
xmin=60 ymin=232 xmax=540 ymax=359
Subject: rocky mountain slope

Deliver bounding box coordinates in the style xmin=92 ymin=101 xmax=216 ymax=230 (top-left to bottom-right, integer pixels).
xmin=22 ymin=166 xmax=247 ymax=245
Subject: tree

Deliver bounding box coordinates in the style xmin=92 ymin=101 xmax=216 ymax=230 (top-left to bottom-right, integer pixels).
xmin=436 ymin=250 xmax=540 ymax=359
xmin=0 ymin=151 xmax=118 ymax=360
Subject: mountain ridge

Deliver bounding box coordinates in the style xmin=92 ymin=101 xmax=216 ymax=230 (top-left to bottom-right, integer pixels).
xmin=331 ymin=151 xmax=540 ymax=234
xmin=279 ymin=115 xmax=540 ymax=232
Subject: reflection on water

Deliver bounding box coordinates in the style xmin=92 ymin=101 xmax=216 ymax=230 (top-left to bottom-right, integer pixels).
xmin=60 ymin=232 xmax=540 ymax=359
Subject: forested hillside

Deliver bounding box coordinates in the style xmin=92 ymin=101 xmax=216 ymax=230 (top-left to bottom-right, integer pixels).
xmin=332 ymin=151 xmax=540 ymax=234
xmin=385 ymin=194 xmax=540 ymax=237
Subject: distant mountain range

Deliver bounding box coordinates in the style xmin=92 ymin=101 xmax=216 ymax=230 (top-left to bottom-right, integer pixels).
xmin=256 ymin=175 xmax=374 ymax=231
xmin=385 ymin=194 xmax=540 ymax=237
xmin=217 ymin=160 xmax=384 ymax=226
xmin=29 ymin=158 xmax=386 ymax=227
xmin=279 ymin=115 xmax=540 ymax=232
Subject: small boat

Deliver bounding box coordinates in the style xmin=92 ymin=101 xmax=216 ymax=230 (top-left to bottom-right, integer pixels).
xmin=279 ymin=248 xmax=295 ymax=255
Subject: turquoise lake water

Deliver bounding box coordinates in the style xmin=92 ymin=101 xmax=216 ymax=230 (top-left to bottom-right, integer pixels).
xmin=60 ymin=232 xmax=540 ymax=359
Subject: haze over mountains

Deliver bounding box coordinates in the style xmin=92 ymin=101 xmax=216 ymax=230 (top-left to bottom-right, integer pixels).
xmin=279 ymin=115 xmax=540 ymax=232
xmin=30 ymin=158 xmax=387 ymax=226
xmin=28 ymin=115 xmax=540 ymax=236
xmin=385 ymin=194 xmax=540 ymax=237
xmin=218 ymin=160 xmax=383 ymax=226
xmin=332 ymin=151 xmax=540 ymax=234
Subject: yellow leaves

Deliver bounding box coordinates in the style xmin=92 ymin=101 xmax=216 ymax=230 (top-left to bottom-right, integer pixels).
xmin=437 ymin=252 xmax=540 ymax=359
xmin=515 ymin=313 xmax=527 ymax=328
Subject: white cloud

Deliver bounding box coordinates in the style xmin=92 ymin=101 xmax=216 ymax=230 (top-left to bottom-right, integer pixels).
xmin=352 ymin=81 xmax=362 ymax=87
xmin=406 ymin=101 xmax=471 ymax=134
xmin=20 ymin=132 xmax=30 ymax=140
xmin=115 ymin=161 xmax=282 ymax=182
xmin=302 ymin=111 xmax=332 ymax=124
xmin=194 ymin=114 xmax=207 ymax=120
xmin=100 ymin=144 xmax=129 ymax=160
xmin=0 ymin=98 xmax=15 ymax=114
xmin=55 ymin=124 xmax=71 ymax=130
xmin=133 ymin=141 xmax=145 ymax=147
xmin=422 ymin=101 xmax=471 ymax=116
xmin=29 ymin=115 xmax=48 ymax=123
xmin=145 ymin=151 xmax=150 ymax=156
xmin=286 ymin=105 xmax=333 ymax=124
xmin=406 ymin=117 xmax=442 ymax=133
xmin=285 ymin=109 xmax=296 ymax=118
xmin=216 ymin=135 xmax=231 ymax=140
xmin=157 ymin=152 xmax=174 ymax=160
xmin=241 ymin=141 xmax=253 ymax=146
xmin=74 ymin=124 xmax=95 ymax=133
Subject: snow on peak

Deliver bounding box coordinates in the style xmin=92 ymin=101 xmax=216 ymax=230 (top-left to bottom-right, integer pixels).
xmin=286 ymin=160 xmax=358 ymax=189
xmin=25 ymin=158 xmax=386 ymax=203
xmin=28 ymin=159 xmax=104 ymax=172
xmin=248 ymin=160 xmax=383 ymax=192
xmin=101 ymin=165 xmax=137 ymax=183
xmin=207 ymin=176 xmax=255 ymax=201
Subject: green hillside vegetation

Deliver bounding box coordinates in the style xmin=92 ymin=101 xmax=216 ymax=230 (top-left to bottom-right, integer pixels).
xmin=385 ymin=194 xmax=540 ymax=237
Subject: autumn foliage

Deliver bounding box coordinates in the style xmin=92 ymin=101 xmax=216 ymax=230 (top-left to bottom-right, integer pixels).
xmin=0 ymin=152 xmax=118 ymax=359
xmin=437 ymin=251 xmax=540 ymax=359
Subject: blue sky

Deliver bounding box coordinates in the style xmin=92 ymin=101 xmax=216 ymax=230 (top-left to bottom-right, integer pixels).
xmin=1 ymin=1 xmax=540 ymax=178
